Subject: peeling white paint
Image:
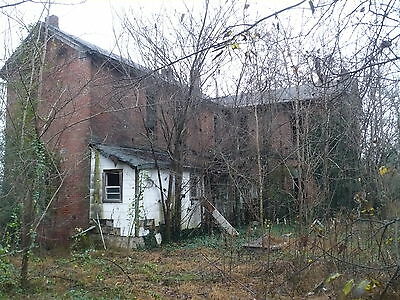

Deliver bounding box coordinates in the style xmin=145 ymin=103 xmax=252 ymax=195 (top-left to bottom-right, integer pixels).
xmin=89 ymin=148 xmax=202 ymax=237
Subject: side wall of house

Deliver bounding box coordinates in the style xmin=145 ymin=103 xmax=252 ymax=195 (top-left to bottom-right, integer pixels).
xmin=38 ymin=38 xmax=93 ymax=245
xmin=88 ymin=62 xmax=148 ymax=148
xmin=89 ymin=149 xmax=136 ymax=236
xmin=89 ymin=149 xmax=202 ymax=238
xmin=88 ymin=64 xmax=217 ymax=156
xmin=185 ymin=104 xmax=216 ymax=156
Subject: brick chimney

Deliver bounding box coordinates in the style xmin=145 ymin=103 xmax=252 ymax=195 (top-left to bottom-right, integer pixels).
xmin=45 ymin=15 xmax=59 ymax=28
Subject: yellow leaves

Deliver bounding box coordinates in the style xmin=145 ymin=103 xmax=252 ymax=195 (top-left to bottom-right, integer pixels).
xmin=352 ymin=279 xmax=380 ymax=298
xmin=379 ymin=165 xmax=390 ymax=176
xmin=341 ymin=278 xmax=380 ymax=297
xmin=342 ymin=279 xmax=354 ymax=296
xmin=385 ymin=237 xmax=394 ymax=245
xmin=361 ymin=207 xmax=375 ymax=216
xmin=368 ymin=278 xmax=381 ymax=290
xmin=363 ymin=280 xmax=374 ymax=292
xmin=354 ymin=192 xmax=377 ymax=216
xmin=231 ymin=42 xmax=240 ymax=50
xmin=355 ymin=279 xmax=371 ymax=295
xmin=325 ymin=272 xmax=342 ymax=284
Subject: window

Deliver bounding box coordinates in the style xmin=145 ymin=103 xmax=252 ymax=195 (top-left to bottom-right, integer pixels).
xmin=103 ymin=170 xmax=122 ymax=202
xmin=238 ymin=114 xmax=249 ymax=150
xmin=190 ymin=174 xmax=201 ymax=203
xmin=290 ymin=114 xmax=304 ymax=144
xmin=145 ymin=93 xmax=157 ymax=137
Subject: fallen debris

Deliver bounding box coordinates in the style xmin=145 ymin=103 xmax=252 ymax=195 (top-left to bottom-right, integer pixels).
xmin=243 ymin=234 xmax=289 ymax=250
xmin=202 ymin=198 xmax=239 ymax=236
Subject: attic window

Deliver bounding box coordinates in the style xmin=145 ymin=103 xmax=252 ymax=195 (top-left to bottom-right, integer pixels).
xmin=103 ymin=170 xmax=122 ymax=203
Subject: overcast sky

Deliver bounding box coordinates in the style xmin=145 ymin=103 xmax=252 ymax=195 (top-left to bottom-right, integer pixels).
xmin=0 ymin=0 xmax=309 ymax=66
xmin=3 ymin=0 xmax=393 ymax=95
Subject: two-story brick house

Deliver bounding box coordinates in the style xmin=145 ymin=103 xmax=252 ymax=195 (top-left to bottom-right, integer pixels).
xmin=1 ymin=16 xmax=218 ymax=246
xmin=1 ymin=16 xmax=360 ymax=246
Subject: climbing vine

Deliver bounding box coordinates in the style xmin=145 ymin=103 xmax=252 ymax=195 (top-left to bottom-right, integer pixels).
xmin=129 ymin=169 xmax=151 ymax=237
xmin=90 ymin=150 xmax=103 ymax=219
xmin=0 ymin=25 xmax=60 ymax=287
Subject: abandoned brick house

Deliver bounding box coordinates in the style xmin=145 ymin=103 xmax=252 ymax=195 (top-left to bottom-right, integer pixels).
xmin=211 ymin=82 xmax=360 ymax=223
xmin=1 ymin=16 xmax=360 ymax=246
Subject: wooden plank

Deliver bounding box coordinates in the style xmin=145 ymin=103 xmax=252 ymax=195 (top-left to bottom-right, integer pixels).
xmin=202 ymin=198 xmax=239 ymax=236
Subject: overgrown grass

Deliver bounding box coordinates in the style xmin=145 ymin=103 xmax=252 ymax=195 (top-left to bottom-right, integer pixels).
xmin=2 ymin=221 xmax=399 ymax=299
xmin=0 ymin=256 xmax=21 ymax=297
xmin=162 ymin=223 xmax=296 ymax=251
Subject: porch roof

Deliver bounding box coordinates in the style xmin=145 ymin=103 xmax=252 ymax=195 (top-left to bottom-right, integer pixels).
xmin=92 ymin=144 xmax=171 ymax=170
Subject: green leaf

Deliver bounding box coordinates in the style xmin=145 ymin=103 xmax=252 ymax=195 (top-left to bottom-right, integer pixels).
xmin=352 ymin=279 xmax=372 ymax=298
xmin=359 ymin=279 xmax=371 ymax=291
xmin=325 ymin=272 xmax=342 ymax=283
xmin=343 ymin=279 xmax=354 ymax=296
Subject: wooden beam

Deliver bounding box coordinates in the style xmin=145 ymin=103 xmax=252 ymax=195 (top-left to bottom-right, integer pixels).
xmin=202 ymin=198 xmax=239 ymax=236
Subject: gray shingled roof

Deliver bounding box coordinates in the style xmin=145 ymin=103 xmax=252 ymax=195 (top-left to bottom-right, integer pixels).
xmin=93 ymin=144 xmax=171 ymax=170
xmin=212 ymin=84 xmax=340 ymax=107
xmin=0 ymin=21 xmax=151 ymax=78
xmin=45 ymin=23 xmax=150 ymax=74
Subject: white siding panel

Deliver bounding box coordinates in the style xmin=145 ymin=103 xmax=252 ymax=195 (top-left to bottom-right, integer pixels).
xmin=89 ymin=148 xmax=202 ymax=238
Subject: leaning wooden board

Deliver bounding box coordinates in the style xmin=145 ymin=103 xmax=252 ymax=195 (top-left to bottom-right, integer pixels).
xmin=202 ymin=198 xmax=239 ymax=236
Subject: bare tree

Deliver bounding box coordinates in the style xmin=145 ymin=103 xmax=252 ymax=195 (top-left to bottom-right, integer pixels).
xmin=115 ymin=0 xmax=247 ymax=239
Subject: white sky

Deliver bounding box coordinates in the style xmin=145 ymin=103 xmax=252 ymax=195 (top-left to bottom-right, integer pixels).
xmin=1 ymin=0 xmax=397 ymax=95
xmin=0 ymin=0 xmax=310 ymax=66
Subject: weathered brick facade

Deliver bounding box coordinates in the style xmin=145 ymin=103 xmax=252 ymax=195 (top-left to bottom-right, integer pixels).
xmin=2 ymin=19 xmax=219 ymax=245
xmin=2 ymin=17 xmax=360 ymax=245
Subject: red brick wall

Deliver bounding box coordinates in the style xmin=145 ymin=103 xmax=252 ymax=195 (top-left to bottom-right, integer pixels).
xmin=186 ymin=104 xmax=216 ymax=154
xmin=38 ymin=38 xmax=92 ymax=245
xmin=4 ymin=33 xmax=226 ymax=246
xmin=88 ymin=63 xmax=148 ymax=148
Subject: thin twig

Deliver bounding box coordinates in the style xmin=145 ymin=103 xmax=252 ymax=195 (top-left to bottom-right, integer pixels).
xmin=200 ymin=252 xmax=257 ymax=297
xmin=96 ymin=257 xmax=133 ymax=284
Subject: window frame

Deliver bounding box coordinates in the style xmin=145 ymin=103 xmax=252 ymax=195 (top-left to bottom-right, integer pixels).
xmin=103 ymin=169 xmax=123 ymax=203
xmin=145 ymin=92 xmax=157 ymax=137
xmin=189 ymin=174 xmax=202 ymax=204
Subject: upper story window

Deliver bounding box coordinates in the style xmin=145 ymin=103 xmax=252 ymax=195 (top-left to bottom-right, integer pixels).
xmin=103 ymin=169 xmax=123 ymax=203
xmin=145 ymin=93 xmax=157 ymax=137
xmin=290 ymin=114 xmax=304 ymax=144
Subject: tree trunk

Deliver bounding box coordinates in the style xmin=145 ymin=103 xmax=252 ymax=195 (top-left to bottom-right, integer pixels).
xmin=163 ymin=175 xmax=174 ymax=242
xmin=134 ymin=168 xmax=140 ymax=237
xmin=20 ymin=192 xmax=33 ymax=288
xmin=173 ymin=160 xmax=183 ymax=240
xmin=254 ymin=106 xmax=264 ymax=223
